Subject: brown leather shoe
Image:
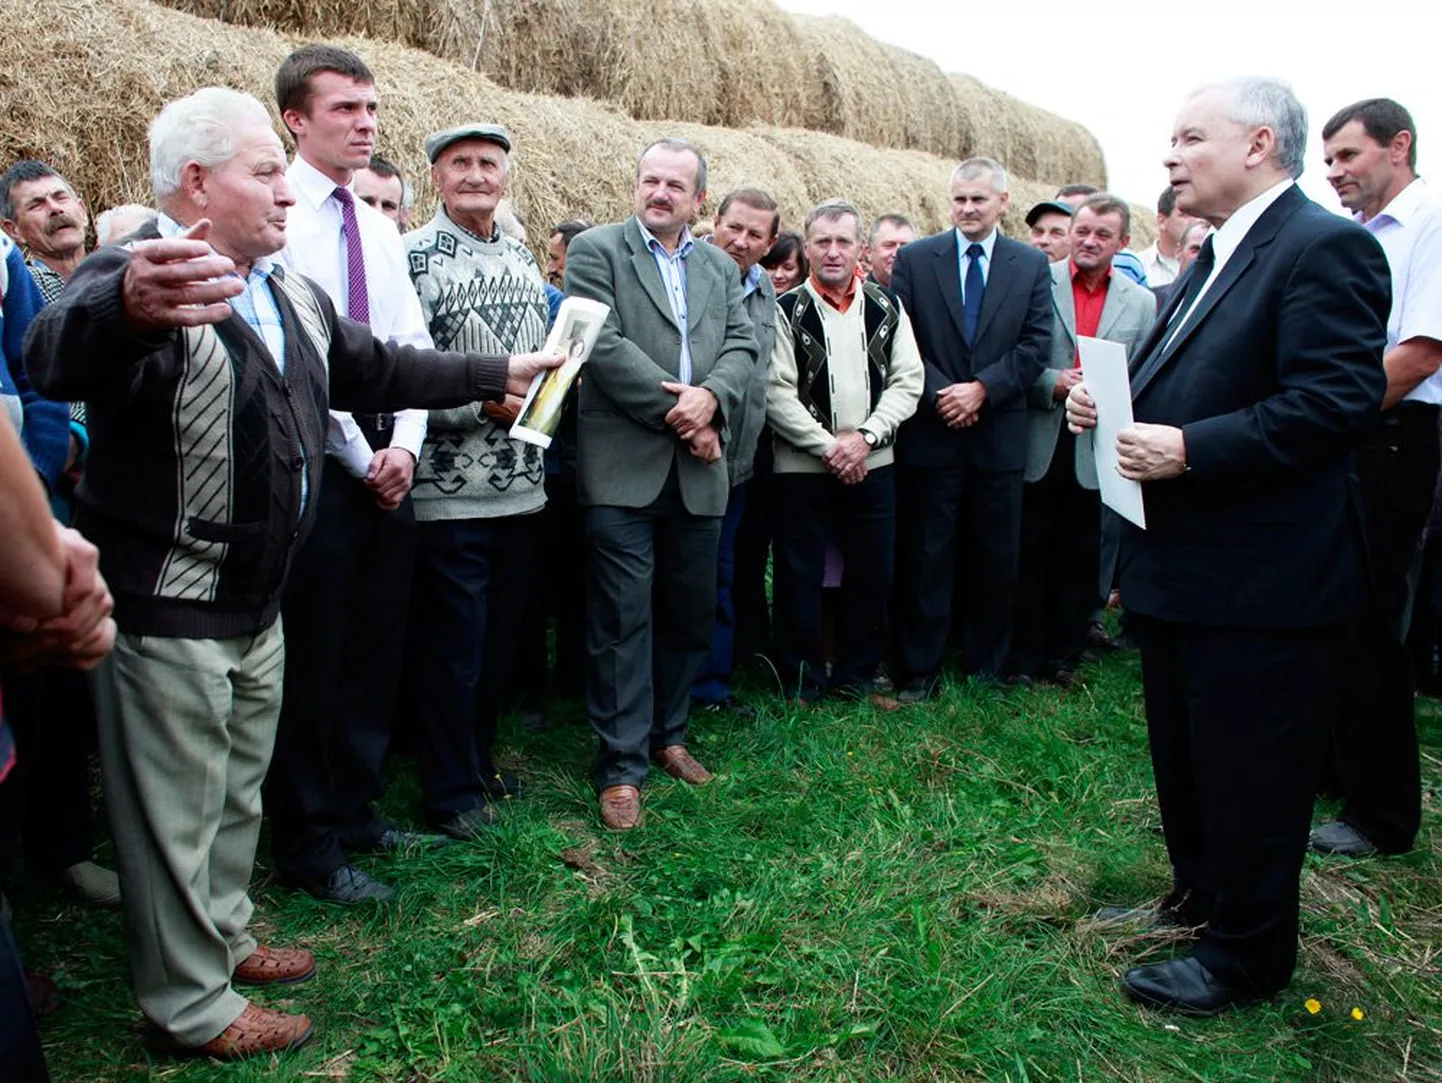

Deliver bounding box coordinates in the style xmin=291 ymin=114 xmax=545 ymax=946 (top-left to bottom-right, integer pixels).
xmin=599 ymin=785 xmax=642 ymax=830
xmin=233 ymin=944 xmax=316 ymax=986
xmin=161 ymin=1003 xmax=314 ymax=1060
xmin=652 ymin=745 xmax=714 ymax=785
xmin=867 ymin=692 xmax=902 ymax=711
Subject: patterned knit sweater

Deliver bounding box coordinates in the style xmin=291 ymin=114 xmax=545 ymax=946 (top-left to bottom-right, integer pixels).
xmin=404 ymin=208 xmax=549 ymax=521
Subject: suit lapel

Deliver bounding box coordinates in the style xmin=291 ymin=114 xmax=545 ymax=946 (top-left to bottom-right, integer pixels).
xmin=931 ymin=231 xmax=969 ymax=344
xmin=625 ymin=219 xmax=682 ymax=333
xmin=1051 ymin=262 xmax=1077 ymax=353
xmin=686 ymin=254 xmax=713 ymax=333
xmin=1094 ymin=277 xmax=1128 ymax=341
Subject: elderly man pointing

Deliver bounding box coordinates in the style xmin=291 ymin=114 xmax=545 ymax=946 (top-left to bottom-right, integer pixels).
xmin=23 ymin=87 xmax=558 ymax=1061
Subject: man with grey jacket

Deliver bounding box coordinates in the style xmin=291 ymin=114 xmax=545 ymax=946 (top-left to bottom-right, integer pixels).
xmin=564 ymin=138 xmax=756 ymax=831
xmin=1006 ymin=194 xmax=1155 ymax=684
xmin=691 ymin=187 xmax=779 ymax=717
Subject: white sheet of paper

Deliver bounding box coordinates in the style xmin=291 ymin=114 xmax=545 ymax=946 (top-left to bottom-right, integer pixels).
xmin=1078 ymin=335 xmax=1146 ymax=529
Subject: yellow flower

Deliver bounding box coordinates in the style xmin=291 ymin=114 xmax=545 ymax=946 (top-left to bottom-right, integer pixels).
xmin=1351 ymin=1007 xmax=1364 ymax=1021
xmin=1304 ymin=998 xmax=1322 ymax=1015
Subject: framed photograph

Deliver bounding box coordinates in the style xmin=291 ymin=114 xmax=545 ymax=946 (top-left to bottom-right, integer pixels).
xmin=510 ymin=297 xmax=610 ymax=449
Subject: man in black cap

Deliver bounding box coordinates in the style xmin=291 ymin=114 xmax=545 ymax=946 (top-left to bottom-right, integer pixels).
xmin=400 ymin=122 xmax=552 ymax=838
xmin=1026 ymin=200 xmax=1074 ymax=263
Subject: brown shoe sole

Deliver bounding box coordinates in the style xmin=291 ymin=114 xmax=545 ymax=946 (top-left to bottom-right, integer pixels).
xmin=232 ymin=948 xmax=317 ymax=987
xmin=151 ymin=1014 xmax=315 ymax=1060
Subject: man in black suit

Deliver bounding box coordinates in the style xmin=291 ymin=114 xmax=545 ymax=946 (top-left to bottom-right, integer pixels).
xmin=890 ymin=157 xmax=1052 ymax=696
xmin=1069 ymin=77 xmax=1389 ymax=1014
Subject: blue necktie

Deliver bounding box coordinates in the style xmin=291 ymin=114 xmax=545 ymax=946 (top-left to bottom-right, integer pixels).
xmin=963 ymin=242 xmax=985 ymax=346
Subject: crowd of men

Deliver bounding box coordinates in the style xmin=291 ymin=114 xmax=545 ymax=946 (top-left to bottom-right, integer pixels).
xmin=0 ymin=46 xmax=1437 ymax=1071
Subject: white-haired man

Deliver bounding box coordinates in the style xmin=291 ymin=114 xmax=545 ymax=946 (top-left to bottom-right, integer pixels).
xmin=1068 ymin=78 xmax=1388 ymax=1014
xmin=24 ymin=86 xmax=558 ymax=1060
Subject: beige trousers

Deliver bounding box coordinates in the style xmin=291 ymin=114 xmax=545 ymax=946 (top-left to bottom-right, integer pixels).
xmin=92 ymin=622 xmax=285 ymax=1045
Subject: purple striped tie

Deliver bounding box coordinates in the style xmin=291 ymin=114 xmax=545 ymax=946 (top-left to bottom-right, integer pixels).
xmin=333 ymin=186 xmax=370 ymax=323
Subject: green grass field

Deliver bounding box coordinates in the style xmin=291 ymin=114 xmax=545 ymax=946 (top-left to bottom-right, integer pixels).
xmin=16 ymin=649 xmax=1441 ymax=1081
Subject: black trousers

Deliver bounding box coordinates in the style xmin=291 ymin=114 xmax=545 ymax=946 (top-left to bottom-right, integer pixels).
xmin=1333 ymin=402 xmax=1439 ymax=852
xmin=732 ymin=436 xmax=775 ymax=662
xmin=512 ymin=470 xmax=587 ymax=705
xmin=772 ymin=467 xmax=895 ymax=700
xmin=585 ymin=467 xmax=720 ymax=790
xmin=266 ymin=460 xmax=414 ymax=887
xmin=1008 ymin=429 xmax=1101 ymax=677
xmin=0 ymin=914 xmax=49 ymax=1082
xmin=1135 ymin=614 xmax=1346 ymax=996
xmin=409 ymin=513 xmax=538 ymax=822
xmin=0 ymin=669 xmax=97 ymax=884
xmin=894 ymin=460 xmax=1023 ymax=684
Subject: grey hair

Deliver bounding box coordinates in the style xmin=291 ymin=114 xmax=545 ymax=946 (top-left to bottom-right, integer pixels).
xmin=804 ymin=198 xmax=864 ymax=239
xmin=149 ymin=87 xmax=275 ymax=199
xmin=1193 ymin=76 xmax=1308 ymax=179
xmin=949 ymin=156 xmax=1010 ymax=193
xmin=95 ymin=203 xmax=156 ymax=246
xmin=636 ymin=138 xmax=708 ymax=196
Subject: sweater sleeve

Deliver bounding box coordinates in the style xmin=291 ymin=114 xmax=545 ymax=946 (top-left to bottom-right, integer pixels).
xmin=4 ymin=245 xmax=73 ymax=489
xmin=323 ymin=302 xmax=510 ymax=414
xmin=860 ymin=302 xmax=925 ymax=445
xmin=765 ymin=307 xmax=835 ymax=458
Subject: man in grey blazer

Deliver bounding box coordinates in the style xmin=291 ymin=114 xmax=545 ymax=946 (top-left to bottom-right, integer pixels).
xmin=1007 ymin=194 xmax=1156 ymax=683
xmin=564 ymin=139 xmax=757 ymax=830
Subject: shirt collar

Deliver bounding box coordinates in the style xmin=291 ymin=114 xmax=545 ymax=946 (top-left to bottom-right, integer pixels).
xmin=1211 ymin=179 xmax=1294 ymax=269
xmin=637 ymin=219 xmax=695 ymax=260
xmin=1361 ymin=177 xmax=1430 ymax=229
xmin=808 ymin=271 xmax=858 ymax=312
xmin=955 ymin=227 xmax=997 ymax=261
xmin=1069 ymin=258 xmax=1111 ymax=290
xmin=741 ymin=262 xmax=763 ymax=298
xmin=287 ymin=155 xmax=350 ymax=212
xmin=156 ymin=212 xmax=275 ymax=280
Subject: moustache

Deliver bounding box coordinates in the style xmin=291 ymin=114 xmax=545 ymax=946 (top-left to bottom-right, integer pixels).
xmin=45 ymin=215 xmax=80 ymax=234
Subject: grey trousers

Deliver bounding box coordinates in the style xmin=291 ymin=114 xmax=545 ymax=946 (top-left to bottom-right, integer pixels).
xmin=92 ymin=623 xmax=285 ymax=1045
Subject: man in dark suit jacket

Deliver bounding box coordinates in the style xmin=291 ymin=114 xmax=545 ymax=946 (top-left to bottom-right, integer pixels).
xmin=890 ymin=157 xmax=1052 ymax=694
xmin=1069 ymin=78 xmax=1389 ymax=1014
xmin=564 ymin=138 xmax=756 ymax=831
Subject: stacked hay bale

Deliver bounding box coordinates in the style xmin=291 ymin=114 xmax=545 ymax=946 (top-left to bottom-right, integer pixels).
xmin=0 ymin=0 xmax=1154 ymax=248
xmin=149 ymin=0 xmax=1107 ymax=186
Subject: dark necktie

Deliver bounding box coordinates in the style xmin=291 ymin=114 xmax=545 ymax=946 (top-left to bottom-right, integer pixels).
xmin=963 ymin=242 xmax=985 ymax=346
xmin=1162 ymin=234 xmax=1216 ymax=345
xmin=332 ymin=186 xmax=370 ymax=323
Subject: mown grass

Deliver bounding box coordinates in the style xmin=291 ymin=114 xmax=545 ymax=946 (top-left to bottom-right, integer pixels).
xmin=15 ymin=649 xmax=1441 ymax=1081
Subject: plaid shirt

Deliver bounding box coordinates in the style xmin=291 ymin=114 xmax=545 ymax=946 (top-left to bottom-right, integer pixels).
xmin=25 ymin=256 xmax=65 ymax=305
xmin=227 ymin=258 xmax=287 ymax=372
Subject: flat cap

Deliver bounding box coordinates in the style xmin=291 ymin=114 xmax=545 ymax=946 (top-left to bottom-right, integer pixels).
xmin=1024 ymin=200 xmax=1075 ymax=227
xmin=424 ymin=123 xmax=512 ymax=163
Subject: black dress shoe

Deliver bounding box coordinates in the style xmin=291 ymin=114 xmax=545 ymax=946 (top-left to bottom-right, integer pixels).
xmin=437 ymin=805 xmax=499 ymax=840
xmin=305 ymin=864 xmax=396 ymax=905
xmin=1309 ymin=821 xmax=1379 ymax=857
xmin=1122 ymin=956 xmax=1248 ymax=1016
xmin=895 ymin=680 xmax=937 ymax=704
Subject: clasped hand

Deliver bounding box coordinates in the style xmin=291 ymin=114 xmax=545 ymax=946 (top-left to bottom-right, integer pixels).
xmin=936 ymin=381 xmax=986 ymax=428
xmin=823 ymin=431 xmax=870 ymax=485
xmin=661 ymin=381 xmax=721 ymax=462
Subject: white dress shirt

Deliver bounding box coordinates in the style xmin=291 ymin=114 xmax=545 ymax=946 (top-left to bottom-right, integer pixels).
xmin=1166 ymin=179 xmax=1294 ymax=349
xmin=1136 ymin=242 xmax=1179 ymax=287
xmin=1358 ymin=178 xmax=1442 ymax=404
xmin=281 ymin=155 xmax=429 ymax=477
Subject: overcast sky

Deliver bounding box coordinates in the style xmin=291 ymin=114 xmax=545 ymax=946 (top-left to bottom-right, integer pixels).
xmin=777 ymin=0 xmax=1436 ymax=216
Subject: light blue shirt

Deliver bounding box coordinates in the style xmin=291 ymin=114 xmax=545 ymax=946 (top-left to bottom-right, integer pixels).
xmin=741 ymin=262 xmax=763 ymax=301
xmin=157 ymin=214 xmax=305 ymax=508
xmin=638 ymin=220 xmax=695 ymax=384
xmin=954 ymin=227 xmax=998 ymax=305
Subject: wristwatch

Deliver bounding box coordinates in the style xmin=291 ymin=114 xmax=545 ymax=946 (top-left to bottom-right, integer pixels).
xmin=860 ymin=429 xmax=878 ymax=448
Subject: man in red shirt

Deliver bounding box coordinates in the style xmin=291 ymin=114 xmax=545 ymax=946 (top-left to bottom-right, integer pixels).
xmin=1007 ymin=194 xmax=1156 ymax=684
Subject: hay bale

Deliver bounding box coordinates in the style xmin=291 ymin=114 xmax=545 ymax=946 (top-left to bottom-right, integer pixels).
xmin=147 ymin=0 xmax=1101 ymax=181
xmin=950 ymin=74 xmax=1106 ymax=188
xmin=0 ymin=0 xmax=1114 ymax=259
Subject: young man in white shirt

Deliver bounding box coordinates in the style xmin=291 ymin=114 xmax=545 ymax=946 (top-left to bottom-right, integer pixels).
xmin=266 ymin=45 xmax=442 ymax=906
xmin=1312 ymin=97 xmax=1442 ymax=859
